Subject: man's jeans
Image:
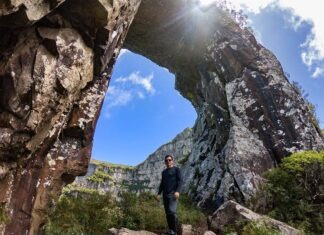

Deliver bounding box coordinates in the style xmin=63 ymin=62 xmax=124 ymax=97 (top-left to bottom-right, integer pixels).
xmin=163 ymin=193 xmax=177 ymax=234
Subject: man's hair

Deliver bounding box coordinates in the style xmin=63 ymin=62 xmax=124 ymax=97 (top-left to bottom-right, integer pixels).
xmin=164 ymin=155 xmax=173 ymax=160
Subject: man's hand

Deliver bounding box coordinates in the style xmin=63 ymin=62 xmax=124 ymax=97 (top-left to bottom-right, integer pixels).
xmin=155 ymin=194 xmax=160 ymax=202
xmin=174 ymin=192 xmax=180 ymax=200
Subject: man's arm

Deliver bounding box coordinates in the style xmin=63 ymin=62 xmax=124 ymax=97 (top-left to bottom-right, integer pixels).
xmin=174 ymin=167 xmax=182 ymax=199
xmin=175 ymin=167 xmax=182 ymax=193
xmin=158 ymin=172 xmax=163 ymax=195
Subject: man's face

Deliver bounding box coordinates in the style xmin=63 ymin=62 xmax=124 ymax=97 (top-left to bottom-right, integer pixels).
xmin=165 ymin=157 xmax=174 ymax=168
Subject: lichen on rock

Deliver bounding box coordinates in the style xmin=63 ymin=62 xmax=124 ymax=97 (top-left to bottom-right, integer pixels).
xmin=0 ymin=0 xmax=323 ymax=234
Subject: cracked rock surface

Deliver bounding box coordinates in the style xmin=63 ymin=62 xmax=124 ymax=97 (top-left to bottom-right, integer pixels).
xmin=0 ymin=0 xmax=141 ymax=234
xmin=0 ymin=0 xmax=323 ymax=234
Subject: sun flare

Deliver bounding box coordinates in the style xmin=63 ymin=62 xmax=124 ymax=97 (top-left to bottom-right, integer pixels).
xmin=198 ymin=0 xmax=217 ymax=7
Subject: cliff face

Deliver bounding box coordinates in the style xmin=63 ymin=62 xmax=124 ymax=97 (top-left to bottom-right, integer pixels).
xmin=72 ymin=128 xmax=193 ymax=196
xmin=0 ymin=0 xmax=141 ymax=234
xmin=0 ymin=0 xmax=323 ymax=234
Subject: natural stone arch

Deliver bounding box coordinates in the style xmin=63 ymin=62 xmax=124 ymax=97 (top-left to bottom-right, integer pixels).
xmin=0 ymin=0 xmax=323 ymax=234
xmin=124 ymin=0 xmax=323 ymax=209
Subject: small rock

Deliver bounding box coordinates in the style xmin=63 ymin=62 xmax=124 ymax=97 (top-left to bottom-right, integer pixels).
xmin=107 ymin=228 xmax=157 ymax=235
xmin=181 ymin=224 xmax=192 ymax=235
xmin=203 ymin=231 xmax=216 ymax=235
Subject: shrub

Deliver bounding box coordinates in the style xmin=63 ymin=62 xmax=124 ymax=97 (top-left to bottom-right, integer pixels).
xmin=43 ymin=191 xmax=121 ymax=235
xmin=87 ymin=170 xmax=112 ymax=183
xmin=43 ymin=191 xmax=206 ymax=234
xmin=250 ymin=150 xmax=324 ymax=234
xmin=117 ymin=192 xmax=166 ymax=231
xmin=242 ymin=220 xmax=281 ymax=235
xmin=178 ymin=195 xmax=206 ymax=227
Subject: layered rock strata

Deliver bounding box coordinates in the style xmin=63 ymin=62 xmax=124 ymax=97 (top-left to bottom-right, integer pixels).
xmin=0 ymin=0 xmax=323 ymax=234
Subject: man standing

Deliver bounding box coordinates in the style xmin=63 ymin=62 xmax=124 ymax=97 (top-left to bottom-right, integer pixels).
xmin=157 ymin=155 xmax=182 ymax=235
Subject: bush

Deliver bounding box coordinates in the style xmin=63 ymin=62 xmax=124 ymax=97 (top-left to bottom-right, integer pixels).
xmin=251 ymin=150 xmax=324 ymax=234
xmin=43 ymin=190 xmax=206 ymax=234
xmin=178 ymin=195 xmax=206 ymax=227
xmin=117 ymin=192 xmax=166 ymax=231
xmin=43 ymin=191 xmax=121 ymax=235
xmin=242 ymin=220 xmax=281 ymax=235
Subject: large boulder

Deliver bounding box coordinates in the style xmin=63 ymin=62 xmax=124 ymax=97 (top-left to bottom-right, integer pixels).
xmin=208 ymin=200 xmax=300 ymax=235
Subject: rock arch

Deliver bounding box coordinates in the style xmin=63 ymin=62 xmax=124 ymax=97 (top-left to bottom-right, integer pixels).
xmin=0 ymin=0 xmax=323 ymax=234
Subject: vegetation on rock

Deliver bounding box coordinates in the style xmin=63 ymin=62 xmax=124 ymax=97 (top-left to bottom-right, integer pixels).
xmin=291 ymin=81 xmax=322 ymax=132
xmin=91 ymin=159 xmax=134 ymax=171
xmin=87 ymin=170 xmax=112 ymax=183
xmin=224 ymin=219 xmax=281 ymax=235
xmin=178 ymin=153 xmax=190 ymax=165
xmin=241 ymin=220 xmax=281 ymax=235
xmin=0 ymin=204 xmax=9 ymax=224
xmin=250 ymin=150 xmax=324 ymax=234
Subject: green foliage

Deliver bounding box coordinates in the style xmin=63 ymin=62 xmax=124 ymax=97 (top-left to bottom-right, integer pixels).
xmin=62 ymin=184 xmax=98 ymax=194
xmin=251 ymin=151 xmax=324 ymax=235
xmin=43 ymin=191 xmax=118 ymax=235
xmin=0 ymin=204 xmax=9 ymax=224
xmin=223 ymin=219 xmax=281 ymax=235
xmin=178 ymin=153 xmax=190 ymax=165
xmin=43 ymin=191 xmax=206 ymax=235
xmin=177 ymin=195 xmax=206 ymax=226
xmin=117 ymin=192 xmax=166 ymax=231
xmin=291 ymin=81 xmax=321 ymax=131
xmin=91 ymin=159 xmax=134 ymax=171
xmin=121 ymin=180 xmax=151 ymax=192
xmin=241 ymin=220 xmax=281 ymax=235
xmin=87 ymin=170 xmax=112 ymax=183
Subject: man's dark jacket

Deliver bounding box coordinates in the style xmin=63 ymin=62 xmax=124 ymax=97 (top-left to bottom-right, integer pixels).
xmin=158 ymin=166 xmax=182 ymax=195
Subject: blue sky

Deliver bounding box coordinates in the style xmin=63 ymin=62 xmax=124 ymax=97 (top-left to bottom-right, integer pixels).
xmin=92 ymin=0 xmax=324 ymax=165
xmin=92 ymin=53 xmax=196 ymax=165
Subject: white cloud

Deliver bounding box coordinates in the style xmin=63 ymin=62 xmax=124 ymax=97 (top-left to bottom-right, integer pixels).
xmin=116 ymin=72 xmax=155 ymax=94
xmin=117 ymin=48 xmax=129 ymax=59
xmin=106 ymin=86 xmax=133 ymax=108
xmin=103 ymin=72 xmax=156 ymax=118
xmin=104 ymin=86 xmax=133 ymax=118
xmin=312 ymin=67 xmax=324 ymax=78
xmin=137 ymin=91 xmax=145 ymax=99
xmin=228 ymin=0 xmax=324 ymax=78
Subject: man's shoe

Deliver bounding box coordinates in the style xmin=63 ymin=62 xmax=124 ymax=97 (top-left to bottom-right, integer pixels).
xmin=167 ymin=229 xmax=176 ymax=235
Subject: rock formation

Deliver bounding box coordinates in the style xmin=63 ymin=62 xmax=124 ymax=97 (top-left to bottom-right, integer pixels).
xmin=0 ymin=0 xmax=141 ymax=234
xmin=124 ymin=0 xmax=324 ymax=211
xmin=208 ymin=200 xmax=300 ymax=235
xmin=0 ymin=0 xmax=323 ymax=234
